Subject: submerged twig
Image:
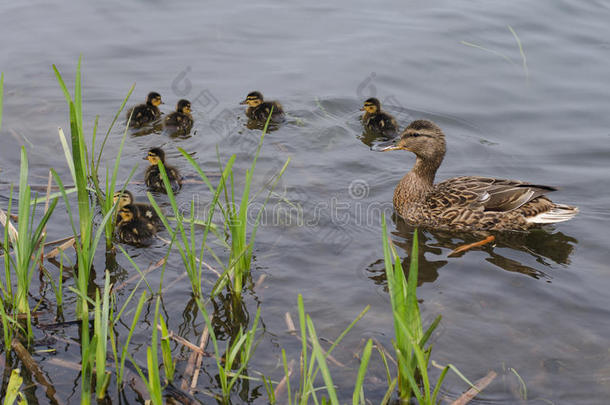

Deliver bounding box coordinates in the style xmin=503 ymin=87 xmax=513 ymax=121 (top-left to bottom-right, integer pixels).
xmin=12 ymin=338 xmax=65 ymax=405
xmin=284 ymin=312 xmax=297 ymax=335
xmin=43 ymin=237 xmax=75 ymax=259
xmin=451 ymin=370 xmax=497 ymax=405
xmin=190 ymin=323 xmax=211 ymax=391
xmin=273 ymin=358 xmax=295 ymax=401
xmin=254 ymin=274 xmax=266 ymax=290
xmin=155 ymin=324 xmax=208 ymax=356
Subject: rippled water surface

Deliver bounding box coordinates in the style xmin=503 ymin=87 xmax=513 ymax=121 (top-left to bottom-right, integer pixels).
xmin=2 ymin=0 xmax=610 ymax=403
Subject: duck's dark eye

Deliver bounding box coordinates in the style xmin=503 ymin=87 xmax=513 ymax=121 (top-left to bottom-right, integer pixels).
xmin=411 ymin=133 xmax=420 ymax=137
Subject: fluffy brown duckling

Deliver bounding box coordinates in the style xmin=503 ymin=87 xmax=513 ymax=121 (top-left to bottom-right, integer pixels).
xmin=116 ymin=204 xmax=157 ymax=247
xmin=240 ymin=91 xmax=285 ymax=122
xmin=144 ymin=148 xmax=182 ymax=193
xmin=361 ymin=97 xmax=398 ymax=138
xmin=113 ymin=189 xmax=162 ymax=229
xmin=373 ymin=120 xmax=578 ymax=232
xmin=126 ymin=92 xmax=163 ymax=127
xmin=164 ymin=99 xmax=193 ymax=134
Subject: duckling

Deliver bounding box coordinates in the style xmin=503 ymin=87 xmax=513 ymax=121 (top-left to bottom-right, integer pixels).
xmin=116 ymin=204 xmax=156 ymax=247
xmin=240 ymin=91 xmax=285 ymax=122
xmin=126 ymin=92 xmax=163 ymax=127
xmin=373 ymin=120 xmax=578 ymax=232
xmin=164 ymin=99 xmax=193 ymax=134
xmin=361 ymin=98 xmax=398 ymax=138
xmin=113 ymin=190 xmax=163 ymax=229
xmin=145 ymin=148 xmax=182 ymax=193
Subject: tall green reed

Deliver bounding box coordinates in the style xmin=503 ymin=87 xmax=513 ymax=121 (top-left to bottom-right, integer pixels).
xmin=215 ymin=110 xmax=289 ymax=298
xmin=52 ymin=58 xmax=133 ymax=404
xmin=146 ymin=152 xmax=233 ymax=299
xmin=270 ymin=294 xmax=370 ymax=405
xmin=0 ymin=148 xmax=57 ymax=341
xmin=193 ymin=296 xmax=261 ymax=404
xmin=381 ymin=214 xmax=471 ymax=403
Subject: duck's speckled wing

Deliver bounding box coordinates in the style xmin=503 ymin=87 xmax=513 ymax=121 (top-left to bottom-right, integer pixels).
xmin=127 ymin=104 xmax=160 ymax=127
xmin=433 ymin=176 xmax=557 ymax=213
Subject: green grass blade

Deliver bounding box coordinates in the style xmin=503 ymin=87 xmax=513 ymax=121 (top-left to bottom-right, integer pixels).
xmin=352 ymin=339 xmax=373 ymax=405
xmin=306 ymin=316 xmax=339 ymax=405
xmin=52 ymin=64 xmax=73 ymax=104
xmin=94 ymin=83 xmax=135 ymax=172
xmin=4 ymin=369 xmax=24 ymax=405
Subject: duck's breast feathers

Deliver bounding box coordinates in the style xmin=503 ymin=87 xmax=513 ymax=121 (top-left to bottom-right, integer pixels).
xmin=435 ymin=176 xmax=559 ymax=213
xmin=362 ymin=112 xmax=398 ymax=136
xmin=251 ymin=101 xmax=284 ymax=121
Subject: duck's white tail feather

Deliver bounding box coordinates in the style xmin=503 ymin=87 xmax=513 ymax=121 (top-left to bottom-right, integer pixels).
xmin=526 ymin=204 xmax=579 ymax=224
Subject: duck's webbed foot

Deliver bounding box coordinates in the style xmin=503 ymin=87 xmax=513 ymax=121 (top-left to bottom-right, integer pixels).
xmin=448 ymin=235 xmax=495 ymax=257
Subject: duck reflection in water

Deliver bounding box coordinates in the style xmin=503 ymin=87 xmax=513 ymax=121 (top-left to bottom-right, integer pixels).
xmin=367 ymin=214 xmax=578 ymax=287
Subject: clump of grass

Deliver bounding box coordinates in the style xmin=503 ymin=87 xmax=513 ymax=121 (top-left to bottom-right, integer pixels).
xmin=0 ymin=148 xmax=57 ymax=341
xmin=146 ymin=152 xmax=233 ymax=299
xmin=215 ymin=107 xmax=290 ymax=298
xmin=269 ymin=294 xmax=370 ymax=405
xmin=195 ymin=297 xmax=261 ymax=404
xmin=381 ymin=214 xmax=473 ymax=403
xmin=52 ymin=58 xmax=136 ymax=404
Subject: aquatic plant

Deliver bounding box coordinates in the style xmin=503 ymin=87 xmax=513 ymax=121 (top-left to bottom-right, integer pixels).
xmin=266 ymin=294 xmax=370 ymax=405
xmin=3 ymin=368 xmax=26 ymax=405
xmin=381 ymin=215 xmax=472 ymax=403
xmin=1 ymin=148 xmax=57 ymax=341
xmin=215 ymin=107 xmax=290 ymax=298
xmin=146 ymin=152 xmax=232 ymax=299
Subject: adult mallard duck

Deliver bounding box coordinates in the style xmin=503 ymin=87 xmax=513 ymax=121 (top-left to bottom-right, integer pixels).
xmin=116 ymin=204 xmax=157 ymax=247
xmin=145 ymin=148 xmax=182 ymax=193
xmin=373 ymin=120 xmax=578 ymax=234
xmin=127 ymin=92 xmax=163 ymax=127
xmin=240 ymin=91 xmax=284 ymax=122
xmin=361 ymin=97 xmax=399 ymax=138
xmin=113 ymin=189 xmax=163 ymax=229
xmin=164 ymin=99 xmax=193 ymax=134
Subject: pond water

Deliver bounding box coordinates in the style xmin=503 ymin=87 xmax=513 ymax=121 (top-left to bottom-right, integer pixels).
xmin=1 ymin=0 xmax=610 ymax=403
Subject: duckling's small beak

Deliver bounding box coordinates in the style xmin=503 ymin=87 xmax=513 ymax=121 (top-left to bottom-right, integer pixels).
xmin=239 ymin=99 xmax=248 ymax=105
xmin=371 ymin=138 xmax=401 ymax=152
xmin=360 ymin=107 xmax=365 ymax=111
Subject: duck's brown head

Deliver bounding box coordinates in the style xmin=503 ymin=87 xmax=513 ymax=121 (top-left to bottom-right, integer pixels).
xmin=146 ymin=148 xmax=165 ymax=165
xmin=146 ymin=92 xmax=163 ymax=107
xmin=176 ymin=99 xmax=192 ymax=114
xmin=113 ymin=190 xmax=133 ymax=208
xmin=240 ymin=91 xmax=264 ymax=107
xmin=372 ymin=120 xmax=446 ymax=162
xmin=361 ymin=97 xmax=381 ymax=114
xmin=118 ymin=205 xmax=137 ymax=223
